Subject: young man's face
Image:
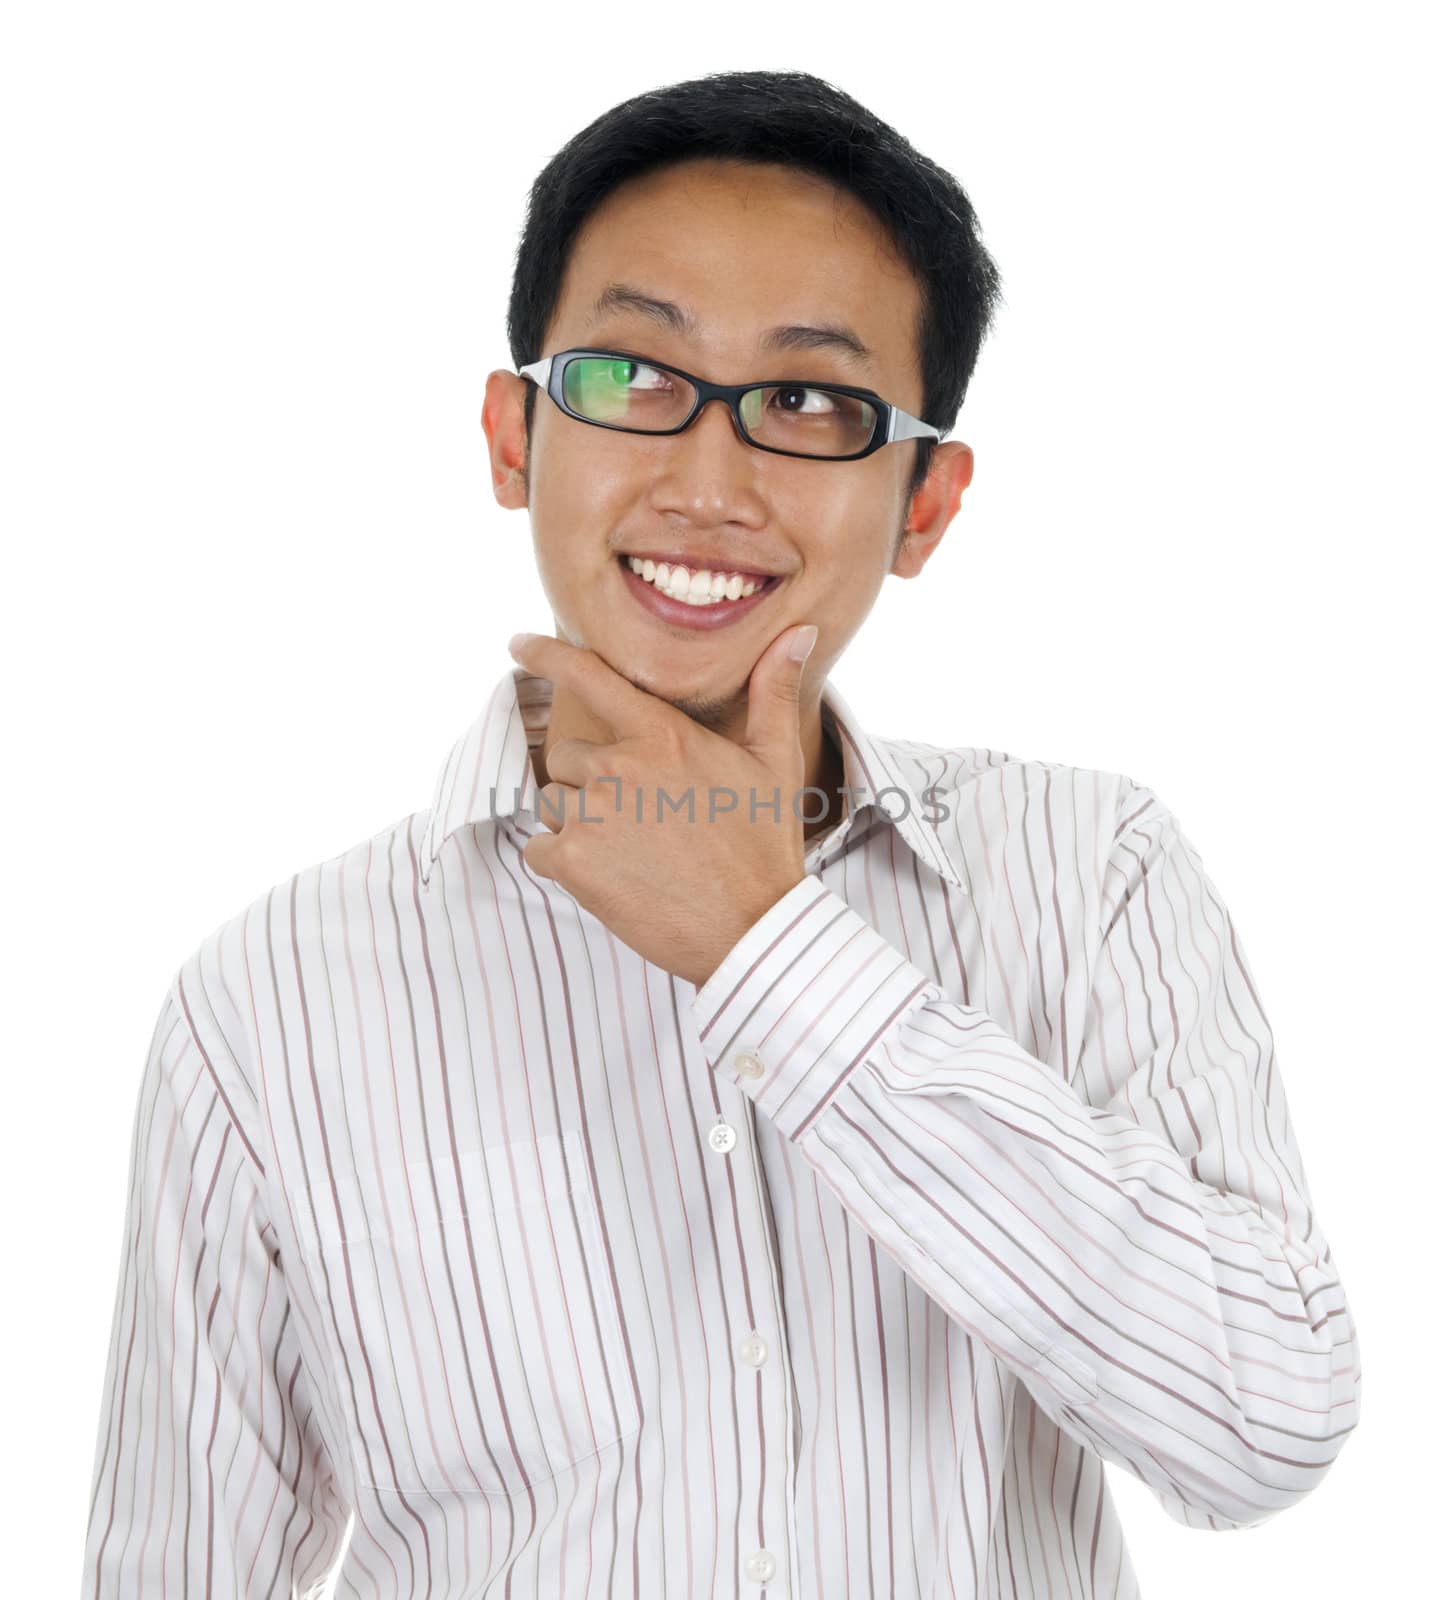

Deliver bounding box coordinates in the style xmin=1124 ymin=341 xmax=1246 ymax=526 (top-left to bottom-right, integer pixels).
xmin=484 ymin=156 xmax=972 ymax=731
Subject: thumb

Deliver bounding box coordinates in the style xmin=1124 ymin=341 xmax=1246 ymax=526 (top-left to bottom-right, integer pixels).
xmin=744 ymin=623 xmax=818 ymax=778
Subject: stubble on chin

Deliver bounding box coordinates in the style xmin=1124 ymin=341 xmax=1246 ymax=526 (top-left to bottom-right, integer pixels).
xmin=627 ymin=670 xmax=744 ymax=733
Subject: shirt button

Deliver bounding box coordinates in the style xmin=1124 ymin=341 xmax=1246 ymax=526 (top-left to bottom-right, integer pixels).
xmin=708 ymin=1120 xmax=738 ymax=1154
xmin=739 ymin=1333 xmax=768 ymax=1367
xmin=733 ymin=1050 xmax=765 ymax=1080
xmin=744 ymin=1548 xmax=777 ymax=1584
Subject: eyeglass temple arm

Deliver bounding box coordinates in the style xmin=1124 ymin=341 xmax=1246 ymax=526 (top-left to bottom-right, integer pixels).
xmin=517 ymin=357 xmax=553 ymax=388
xmin=886 ymin=405 xmax=942 ymax=444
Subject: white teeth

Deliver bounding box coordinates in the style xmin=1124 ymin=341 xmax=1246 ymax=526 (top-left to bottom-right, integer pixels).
xmin=624 ymin=554 xmax=764 ymax=605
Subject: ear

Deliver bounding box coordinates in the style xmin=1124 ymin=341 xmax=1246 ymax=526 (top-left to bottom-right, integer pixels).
xmin=891 ymin=440 xmax=975 ymax=579
xmin=483 ymin=369 xmax=532 ymax=511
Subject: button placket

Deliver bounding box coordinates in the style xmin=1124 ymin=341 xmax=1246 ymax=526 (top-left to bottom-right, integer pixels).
xmin=741 ymin=1081 xmax=798 ymax=1596
xmin=704 ymin=1055 xmax=798 ymax=1598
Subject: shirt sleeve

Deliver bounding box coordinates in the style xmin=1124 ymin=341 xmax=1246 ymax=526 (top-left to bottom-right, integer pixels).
xmin=689 ymin=780 xmax=1362 ymax=1531
xmin=81 ymin=977 xmax=350 ymax=1596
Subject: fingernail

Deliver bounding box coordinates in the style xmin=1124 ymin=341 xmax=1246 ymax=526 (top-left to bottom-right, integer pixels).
xmin=788 ymin=625 xmax=818 ymax=663
xmin=508 ymin=632 xmax=535 ymax=653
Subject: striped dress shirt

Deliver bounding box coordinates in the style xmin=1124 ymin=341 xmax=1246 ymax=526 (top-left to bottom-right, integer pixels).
xmin=82 ymin=664 xmax=1360 ymax=1599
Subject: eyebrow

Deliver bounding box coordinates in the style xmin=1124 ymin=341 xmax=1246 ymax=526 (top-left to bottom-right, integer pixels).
xmin=583 ymin=281 xmax=877 ymax=372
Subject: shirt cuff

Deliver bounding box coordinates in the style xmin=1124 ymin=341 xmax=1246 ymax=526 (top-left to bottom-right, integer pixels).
xmin=688 ymin=873 xmax=938 ymax=1145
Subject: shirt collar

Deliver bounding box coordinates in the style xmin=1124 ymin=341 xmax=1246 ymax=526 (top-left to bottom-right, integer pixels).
xmin=418 ymin=665 xmax=968 ymax=895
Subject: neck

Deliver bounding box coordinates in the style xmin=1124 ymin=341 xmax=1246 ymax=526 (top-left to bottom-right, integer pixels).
xmin=529 ymin=673 xmax=845 ymax=847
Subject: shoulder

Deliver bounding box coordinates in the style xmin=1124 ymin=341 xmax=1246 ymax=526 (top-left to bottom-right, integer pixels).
xmin=876 ymin=731 xmax=1178 ymax=885
xmin=881 ymin=731 xmax=1165 ymax=828
xmin=163 ymin=806 xmax=429 ymax=1078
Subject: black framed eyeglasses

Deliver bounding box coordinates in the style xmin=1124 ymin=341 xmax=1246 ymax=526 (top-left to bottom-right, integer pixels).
xmin=517 ymin=347 xmax=941 ymax=462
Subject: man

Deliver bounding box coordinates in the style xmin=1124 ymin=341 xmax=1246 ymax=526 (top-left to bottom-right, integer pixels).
xmin=83 ymin=69 xmax=1359 ymax=1599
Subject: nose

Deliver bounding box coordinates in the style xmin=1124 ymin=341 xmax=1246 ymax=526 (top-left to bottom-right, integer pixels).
xmin=648 ymin=390 xmax=766 ymax=526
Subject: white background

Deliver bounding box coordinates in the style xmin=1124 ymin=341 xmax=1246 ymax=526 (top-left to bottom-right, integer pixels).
xmin=4 ymin=2 xmax=1423 ymax=1594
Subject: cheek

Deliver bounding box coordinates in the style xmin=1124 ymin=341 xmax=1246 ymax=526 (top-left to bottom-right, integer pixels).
xmin=791 ymin=560 xmax=888 ymax=656
xmin=797 ymin=512 xmax=893 ymax=589
xmin=779 ymin=473 xmax=894 ymax=558
xmin=527 ymin=460 xmax=627 ymax=591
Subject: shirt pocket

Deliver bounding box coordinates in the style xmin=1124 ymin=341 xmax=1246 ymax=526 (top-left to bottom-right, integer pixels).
xmin=293 ymin=1127 xmax=640 ymax=1498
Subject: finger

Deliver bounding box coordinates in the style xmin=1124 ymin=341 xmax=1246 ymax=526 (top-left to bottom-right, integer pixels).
xmin=508 ymin=633 xmax=660 ymax=741
xmin=534 ymin=780 xmax=581 ymax=834
xmin=521 ymin=829 xmax=561 ymax=880
xmin=743 ymin=623 xmax=818 ymax=782
xmin=544 ymin=735 xmax=605 ymax=788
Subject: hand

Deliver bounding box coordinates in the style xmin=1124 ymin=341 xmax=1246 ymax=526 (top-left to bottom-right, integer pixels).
xmin=506 ymin=624 xmax=820 ymax=988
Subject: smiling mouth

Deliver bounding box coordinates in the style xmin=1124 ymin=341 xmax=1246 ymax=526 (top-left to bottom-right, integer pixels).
xmin=619 ymin=552 xmax=781 ymax=606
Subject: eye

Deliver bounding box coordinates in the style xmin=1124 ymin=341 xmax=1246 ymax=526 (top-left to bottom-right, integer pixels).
xmin=621 ymin=360 xmax=672 ymax=390
xmin=770 ymin=386 xmax=837 ymax=414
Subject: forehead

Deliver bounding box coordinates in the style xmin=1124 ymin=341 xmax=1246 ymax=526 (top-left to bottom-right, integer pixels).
xmin=547 ymin=159 xmax=922 ymax=386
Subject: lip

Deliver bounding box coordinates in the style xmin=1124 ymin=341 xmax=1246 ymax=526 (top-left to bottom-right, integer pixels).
xmin=618 ymin=555 xmax=783 ymax=632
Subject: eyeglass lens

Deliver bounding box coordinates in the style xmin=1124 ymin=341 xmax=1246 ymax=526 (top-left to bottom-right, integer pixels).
xmin=562 ymin=356 xmax=877 ymax=458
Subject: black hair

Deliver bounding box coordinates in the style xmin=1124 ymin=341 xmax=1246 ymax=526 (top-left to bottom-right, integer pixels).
xmin=506 ymin=69 xmax=1002 ymax=517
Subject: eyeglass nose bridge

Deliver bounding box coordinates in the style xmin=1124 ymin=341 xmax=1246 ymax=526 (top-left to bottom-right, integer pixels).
xmin=672 ymin=377 xmax=768 ymax=445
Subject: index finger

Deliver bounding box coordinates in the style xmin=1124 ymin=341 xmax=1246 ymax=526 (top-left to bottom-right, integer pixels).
xmin=507 ymin=632 xmax=664 ymax=739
